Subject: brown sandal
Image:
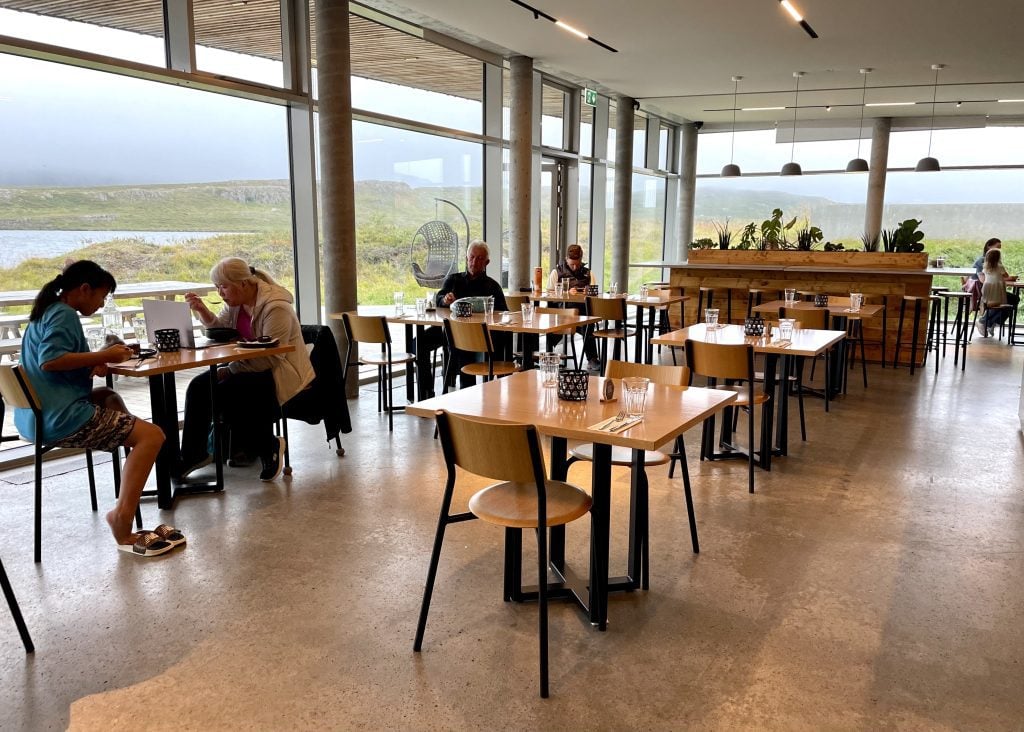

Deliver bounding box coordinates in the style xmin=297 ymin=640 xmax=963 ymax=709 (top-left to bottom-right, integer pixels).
xmin=117 ymin=531 xmax=173 ymax=557
xmin=148 ymin=524 xmax=186 ymax=548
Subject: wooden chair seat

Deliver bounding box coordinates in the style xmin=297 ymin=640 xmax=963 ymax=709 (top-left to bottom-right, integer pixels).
xmin=712 ymin=383 xmax=770 ymax=407
xmin=569 ymin=443 xmax=668 ymax=466
xmin=460 ymin=360 xmax=518 ymax=378
xmin=358 ymin=351 xmax=415 ymax=367
xmin=469 ymin=479 xmax=593 ymax=528
xmin=592 ymin=327 xmax=632 ymax=339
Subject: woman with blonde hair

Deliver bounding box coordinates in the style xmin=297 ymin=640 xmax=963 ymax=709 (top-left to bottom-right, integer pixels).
xmin=181 ymin=258 xmax=314 ymax=481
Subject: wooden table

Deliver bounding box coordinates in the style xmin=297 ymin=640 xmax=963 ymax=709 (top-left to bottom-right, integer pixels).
xmin=651 ymin=323 xmax=846 ymax=468
xmin=344 ymin=309 xmax=603 ymax=402
xmin=528 ymin=292 xmax=690 ymax=363
xmin=407 ymin=370 xmax=736 ymax=630
xmin=0 ymin=280 xmax=215 ymax=308
xmin=107 ymin=343 xmax=294 ymax=509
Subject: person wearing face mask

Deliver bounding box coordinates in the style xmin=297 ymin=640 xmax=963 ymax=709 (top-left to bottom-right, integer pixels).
xmin=180 ymin=257 xmax=313 ymax=482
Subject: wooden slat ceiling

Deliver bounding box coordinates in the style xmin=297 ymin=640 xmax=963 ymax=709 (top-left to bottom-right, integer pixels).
xmin=0 ymin=0 xmax=491 ymax=104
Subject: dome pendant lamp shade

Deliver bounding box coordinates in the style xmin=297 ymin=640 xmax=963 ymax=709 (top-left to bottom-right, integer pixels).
xmin=781 ymin=71 xmax=804 ymax=176
xmin=721 ymin=75 xmax=743 ymax=177
xmin=916 ymin=64 xmax=944 ymax=172
xmin=846 ymin=67 xmax=872 ymax=173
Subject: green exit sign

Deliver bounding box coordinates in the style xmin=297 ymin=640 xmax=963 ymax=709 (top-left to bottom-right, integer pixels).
xmin=584 ymin=88 xmax=598 ymax=107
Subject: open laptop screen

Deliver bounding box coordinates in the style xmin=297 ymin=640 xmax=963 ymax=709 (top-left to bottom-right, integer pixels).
xmin=141 ymin=299 xmax=199 ymax=348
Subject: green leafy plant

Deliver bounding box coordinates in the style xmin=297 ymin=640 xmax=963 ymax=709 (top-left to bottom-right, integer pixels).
xmin=760 ymin=208 xmax=797 ymax=250
xmin=689 ymin=237 xmax=716 ymax=250
xmin=713 ymin=219 xmax=733 ymax=250
xmin=823 ymin=241 xmax=846 ymax=252
xmin=794 ymin=225 xmax=824 ymax=251
xmin=882 ymin=218 xmax=926 ymax=253
xmin=738 ymin=222 xmax=758 ymax=250
xmin=861 ymin=232 xmax=881 ymax=252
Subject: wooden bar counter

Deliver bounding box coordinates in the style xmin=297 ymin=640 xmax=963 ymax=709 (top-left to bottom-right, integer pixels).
xmin=635 ymin=250 xmax=933 ymax=365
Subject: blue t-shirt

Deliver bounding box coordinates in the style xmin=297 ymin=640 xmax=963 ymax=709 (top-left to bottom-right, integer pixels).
xmin=14 ymin=302 xmax=95 ymax=442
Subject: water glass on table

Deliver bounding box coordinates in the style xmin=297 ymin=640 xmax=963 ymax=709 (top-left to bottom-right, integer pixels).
xmin=554 ymin=281 xmax=564 ymax=298
xmin=704 ymin=308 xmax=720 ymax=328
xmin=784 ymin=288 xmax=797 ymax=306
xmin=415 ymin=298 xmax=428 ymax=318
xmin=393 ymin=291 xmax=405 ymax=316
xmin=86 ymin=326 xmax=105 ymax=352
xmin=622 ymin=376 xmax=650 ymax=418
xmin=539 ymin=352 xmax=560 ymax=387
xmin=777 ymin=318 xmax=796 ymax=342
xmin=484 ymin=296 xmax=495 ymax=321
xmin=849 ymin=292 xmax=863 ymax=312
xmin=521 ymin=302 xmax=534 ymax=323
xmin=132 ymin=319 xmax=148 ymax=345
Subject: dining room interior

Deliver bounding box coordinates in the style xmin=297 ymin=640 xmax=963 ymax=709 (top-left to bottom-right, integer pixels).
xmin=2 ymin=0 xmax=1024 ymax=729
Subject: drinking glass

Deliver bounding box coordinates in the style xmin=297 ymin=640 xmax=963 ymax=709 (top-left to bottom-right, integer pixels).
xmin=778 ymin=318 xmax=796 ymax=341
xmin=784 ymin=288 xmax=797 ymax=306
xmin=393 ymin=291 xmax=405 ymax=315
xmin=521 ymin=302 xmax=534 ymax=323
xmin=539 ymin=352 xmax=560 ymax=387
xmin=484 ymin=296 xmax=495 ymax=321
xmin=622 ymin=376 xmax=650 ymax=418
xmin=704 ymin=308 xmax=719 ymax=328
xmin=849 ymin=293 xmax=863 ymax=312
xmin=415 ymin=298 xmax=428 ymax=317
xmin=132 ymin=319 xmax=148 ymax=344
xmin=561 ymin=277 xmax=571 ymax=294
xmin=86 ymin=326 xmax=105 ymax=352
xmin=554 ymin=281 xmax=564 ymax=297
xmin=609 ymin=282 xmax=619 ymax=296
xmin=639 ymin=284 xmax=649 ymax=300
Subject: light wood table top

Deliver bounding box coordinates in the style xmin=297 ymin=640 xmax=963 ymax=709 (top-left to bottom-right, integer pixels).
xmin=407 ymin=370 xmax=736 ymax=452
xmin=753 ymin=299 xmax=884 ymax=318
xmin=651 ymin=323 xmax=845 ymax=358
xmin=107 ymin=343 xmax=295 ymax=377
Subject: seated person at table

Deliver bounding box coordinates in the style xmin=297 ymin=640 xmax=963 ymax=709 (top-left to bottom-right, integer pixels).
xmin=180 ymin=257 xmax=314 ymax=481
xmin=14 ymin=260 xmax=173 ymax=557
xmin=546 ymin=243 xmax=600 ymax=370
xmin=972 ymin=238 xmax=1018 ymax=316
xmin=977 ymin=247 xmax=1013 ymax=337
xmin=419 ymin=241 xmax=510 ymax=390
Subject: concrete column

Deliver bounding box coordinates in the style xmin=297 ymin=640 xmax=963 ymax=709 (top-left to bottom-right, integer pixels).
xmin=610 ymin=96 xmax=635 ymax=290
xmin=864 ymin=117 xmax=892 ymax=242
xmin=508 ymin=56 xmax=533 ymax=292
xmin=315 ymin=1 xmax=359 ymax=397
xmin=675 ymin=123 xmax=699 ymax=261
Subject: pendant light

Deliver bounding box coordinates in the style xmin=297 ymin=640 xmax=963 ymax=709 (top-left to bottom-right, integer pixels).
xmin=721 ymin=75 xmax=742 ymax=177
xmin=781 ymin=71 xmax=804 ymax=176
xmin=915 ymin=64 xmax=944 ymax=172
xmin=846 ymin=68 xmax=872 ymax=172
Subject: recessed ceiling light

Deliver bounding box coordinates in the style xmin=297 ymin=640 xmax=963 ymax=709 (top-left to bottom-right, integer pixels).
xmin=997 ymin=99 xmax=1024 ymax=103
xmin=554 ymin=20 xmax=588 ymax=39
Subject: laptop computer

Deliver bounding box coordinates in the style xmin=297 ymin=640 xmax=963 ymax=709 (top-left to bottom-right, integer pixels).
xmin=141 ymin=299 xmax=213 ymax=349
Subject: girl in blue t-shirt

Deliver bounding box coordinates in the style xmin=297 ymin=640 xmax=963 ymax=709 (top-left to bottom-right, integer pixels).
xmin=14 ymin=261 xmax=178 ymax=557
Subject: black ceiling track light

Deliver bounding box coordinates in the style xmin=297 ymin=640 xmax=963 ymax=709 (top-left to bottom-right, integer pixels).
xmin=509 ymin=0 xmax=618 ymax=52
xmin=778 ymin=0 xmax=818 ymax=39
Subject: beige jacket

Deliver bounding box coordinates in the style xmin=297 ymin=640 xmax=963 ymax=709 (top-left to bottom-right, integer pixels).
xmin=210 ymin=281 xmax=315 ymax=405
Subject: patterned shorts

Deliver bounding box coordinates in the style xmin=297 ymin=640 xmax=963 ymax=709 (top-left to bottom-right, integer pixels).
xmin=53 ymin=408 xmax=136 ymax=452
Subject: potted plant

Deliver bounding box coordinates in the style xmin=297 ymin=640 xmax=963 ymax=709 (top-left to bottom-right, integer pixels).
xmin=882 ymin=219 xmax=925 ymax=253
xmin=713 ymin=220 xmax=733 ymax=250
xmin=689 ymin=237 xmax=715 ymax=250
xmin=861 ymin=232 xmax=881 ymax=252
xmin=794 ymin=225 xmax=823 ymax=251
xmin=760 ymin=208 xmax=797 ymax=250
xmin=738 ymin=222 xmax=758 ymax=250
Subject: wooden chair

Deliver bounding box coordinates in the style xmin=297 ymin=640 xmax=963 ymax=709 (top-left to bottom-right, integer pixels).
xmin=0 ymin=364 xmax=130 ymax=563
xmin=341 ymin=312 xmax=414 ymax=432
xmin=585 ymin=296 xmax=634 ymax=367
xmin=1 ymin=553 xmax=33 ymax=652
xmin=505 ymin=294 xmax=531 ymax=314
xmin=442 ymin=318 xmax=518 ymax=388
xmin=780 ymin=306 xmax=832 ymax=431
xmin=414 ymin=411 xmax=593 ymax=698
xmin=683 ymin=340 xmax=769 ymax=494
xmin=535 ymin=306 xmax=579 ymax=369
xmin=567 ymin=360 xmax=699 ymax=587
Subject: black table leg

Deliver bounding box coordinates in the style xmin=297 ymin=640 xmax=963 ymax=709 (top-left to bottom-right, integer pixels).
xmin=589 ymin=442 xmax=612 ymax=630
xmin=404 ymin=324 xmax=416 ymax=403
xmin=548 ymin=437 xmax=568 ymax=573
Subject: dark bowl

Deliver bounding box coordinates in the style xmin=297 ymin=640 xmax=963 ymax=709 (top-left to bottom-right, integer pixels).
xmin=205 ymin=327 xmax=239 ymax=342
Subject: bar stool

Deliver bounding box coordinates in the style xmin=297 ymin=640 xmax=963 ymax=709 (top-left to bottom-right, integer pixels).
xmin=924 ymin=295 xmax=943 ymax=374
xmin=893 ymin=296 xmax=928 ymax=375
xmin=696 ymin=287 xmax=714 ymax=322
xmin=746 ymin=289 xmax=765 ymax=318
xmin=940 ymin=291 xmax=972 ymax=371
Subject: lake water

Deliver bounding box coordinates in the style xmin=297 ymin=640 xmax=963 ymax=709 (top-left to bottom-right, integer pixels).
xmin=0 ymin=230 xmax=236 ymax=268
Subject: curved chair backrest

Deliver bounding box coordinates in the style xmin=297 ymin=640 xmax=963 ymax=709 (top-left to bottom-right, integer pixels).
xmin=586 ymin=296 xmax=626 ymax=321
xmin=505 ymin=294 xmax=530 ymax=312
xmin=412 ymin=220 xmax=460 ymax=281
xmin=0 ymin=364 xmax=38 ymax=412
xmin=444 ymin=318 xmax=493 ymax=355
xmin=780 ymin=307 xmax=829 ymax=330
xmin=341 ymin=312 xmax=391 ymax=345
xmin=684 ymin=340 xmax=755 ymax=383
xmin=605 ymin=359 xmax=690 ymax=387
xmin=534 ymin=306 xmax=563 ymax=316
xmin=435 ymin=410 xmax=545 ymax=485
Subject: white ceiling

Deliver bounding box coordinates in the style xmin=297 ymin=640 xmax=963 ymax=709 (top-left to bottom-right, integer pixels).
xmin=366 ymin=0 xmax=1024 ymax=131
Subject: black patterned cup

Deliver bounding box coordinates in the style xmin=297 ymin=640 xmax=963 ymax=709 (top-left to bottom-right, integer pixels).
xmin=585 ymin=284 xmax=600 ymax=296
xmin=557 ymin=369 xmax=589 ymax=401
xmin=451 ymin=300 xmax=473 ymax=318
xmin=744 ymin=315 xmax=766 ymax=337
xmin=814 ymin=293 xmax=829 ymax=307
xmin=154 ymin=328 xmax=180 ymax=352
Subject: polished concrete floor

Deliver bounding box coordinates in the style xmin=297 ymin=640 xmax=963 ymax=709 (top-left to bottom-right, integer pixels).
xmin=2 ymin=339 xmax=1023 ymax=730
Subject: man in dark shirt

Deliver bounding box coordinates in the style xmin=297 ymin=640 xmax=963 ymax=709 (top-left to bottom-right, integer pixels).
xmin=420 ymin=241 xmax=509 ymax=392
